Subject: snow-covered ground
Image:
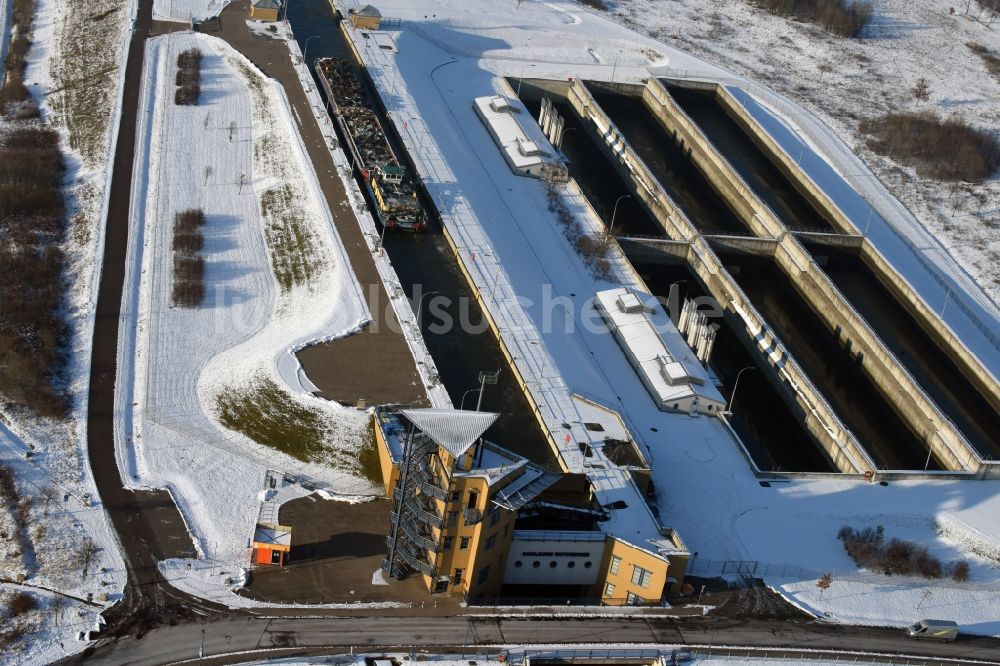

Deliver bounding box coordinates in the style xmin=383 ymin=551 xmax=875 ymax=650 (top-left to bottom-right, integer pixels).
xmin=0 ymin=0 xmax=136 ymax=660
xmin=115 ymin=30 xmax=383 ymax=602
xmin=330 ymin=0 xmax=1000 ymax=637
xmin=154 ymin=0 xmax=232 ymax=23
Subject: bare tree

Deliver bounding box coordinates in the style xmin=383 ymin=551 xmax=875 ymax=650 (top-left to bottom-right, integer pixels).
xmin=912 ymin=77 xmax=931 ymax=102
xmin=39 ymin=484 xmax=58 ymax=516
xmin=77 ymin=538 xmax=98 ymax=580
xmin=816 ymin=572 xmax=833 ymax=599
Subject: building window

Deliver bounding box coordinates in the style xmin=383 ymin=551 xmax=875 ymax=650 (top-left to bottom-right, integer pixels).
xmin=448 ymin=511 xmax=458 ymax=528
xmin=467 ymin=491 xmax=479 ymax=509
xmin=532 ymin=561 xmax=541 ymax=568
xmin=489 ymin=508 xmax=501 ymax=526
xmin=451 ymin=490 xmax=462 ymax=503
xmin=584 ymin=561 xmax=592 ymax=568
xmin=568 ymin=561 xmax=576 ymax=568
xmin=549 ymin=561 xmax=557 ymax=568
xmin=460 ymin=536 xmax=470 ymax=550
xmin=626 ymin=591 xmax=644 ymax=605
xmin=477 ymin=566 xmax=490 ymax=585
xmin=485 ymin=534 xmax=497 ymax=550
xmin=453 ymin=568 xmax=464 ymax=585
xmin=443 ymin=536 xmax=454 ymax=550
xmin=609 ymin=555 xmax=622 ymax=575
xmin=604 ymin=583 xmax=616 ymax=598
xmin=514 ymin=560 xmax=523 ymax=568
xmin=631 ymin=565 xmax=652 ymax=589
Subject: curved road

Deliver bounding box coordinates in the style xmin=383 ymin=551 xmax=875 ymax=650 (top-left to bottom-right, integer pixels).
xmin=78 ymin=2 xmax=1000 ymax=666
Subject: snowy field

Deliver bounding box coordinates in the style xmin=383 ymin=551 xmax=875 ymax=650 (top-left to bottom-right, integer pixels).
xmin=154 ymin=0 xmax=232 ymax=22
xmin=331 ymin=0 xmax=1000 ymax=637
xmin=116 ymin=31 xmax=382 ymax=602
xmin=0 ymin=0 xmax=136 ymax=660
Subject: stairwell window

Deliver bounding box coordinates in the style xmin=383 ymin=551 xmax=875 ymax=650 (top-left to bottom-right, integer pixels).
xmin=631 ymin=565 xmax=652 ymax=589
xmin=443 ymin=536 xmax=454 ymax=551
xmin=453 ymin=568 xmax=463 ymax=585
xmin=460 ymin=536 xmax=470 ymax=550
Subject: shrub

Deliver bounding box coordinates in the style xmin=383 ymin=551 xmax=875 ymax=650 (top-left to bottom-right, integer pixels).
xmin=8 ymin=592 xmax=36 ymax=617
xmin=839 ymin=525 xmax=947 ymax=579
xmin=174 ymin=84 xmax=200 ymax=106
xmin=952 ymin=560 xmax=970 ymax=582
xmin=967 ymin=42 xmax=1000 ymax=82
xmin=750 ymin=0 xmax=873 ymax=37
xmin=174 ymin=49 xmax=203 ymax=106
xmin=860 ymin=111 xmax=1000 ymax=182
xmin=171 ymin=209 xmax=207 ymax=307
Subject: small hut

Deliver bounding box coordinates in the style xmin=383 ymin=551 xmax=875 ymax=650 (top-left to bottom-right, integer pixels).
xmin=350 ymin=5 xmax=382 ymax=29
xmin=249 ymin=0 xmax=280 ymax=22
xmin=251 ymin=522 xmax=292 ymax=566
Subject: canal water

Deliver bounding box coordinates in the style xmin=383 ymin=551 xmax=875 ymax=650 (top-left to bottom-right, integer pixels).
xmin=286 ymin=0 xmax=554 ymax=467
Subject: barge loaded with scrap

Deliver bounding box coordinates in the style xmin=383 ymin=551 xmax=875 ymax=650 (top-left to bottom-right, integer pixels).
xmin=315 ymin=57 xmax=426 ymax=232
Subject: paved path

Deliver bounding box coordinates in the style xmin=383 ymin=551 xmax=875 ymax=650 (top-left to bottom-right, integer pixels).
xmin=205 ymin=0 xmax=428 ymax=407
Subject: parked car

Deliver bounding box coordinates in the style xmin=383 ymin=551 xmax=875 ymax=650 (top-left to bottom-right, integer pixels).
xmin=906 ymin=619 xmax=959 ymax=642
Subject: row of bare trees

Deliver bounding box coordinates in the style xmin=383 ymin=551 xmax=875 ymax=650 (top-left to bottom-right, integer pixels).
xmin=172 ymin=209 xmax=207 ymax=306
xmin=175 ymin=48 xmax=203 ymax=106
xmin=0 ymin=0 xmax=40 ymax=118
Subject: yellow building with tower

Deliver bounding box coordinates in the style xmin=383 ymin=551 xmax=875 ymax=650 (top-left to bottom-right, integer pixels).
xmin=373 ymin=407 xmax=690 ymax=604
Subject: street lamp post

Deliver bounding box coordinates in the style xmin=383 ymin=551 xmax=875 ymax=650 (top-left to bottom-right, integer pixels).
xmin=459 ymin=388 xmax=478 ymax=410
xmin=604 ymin=194 xmax=632 ymax=249
xmin=557 ymin=126 xmax=577 ymax=150
xmin=728 ymin=366 xmax=757 ymax=413
xmin=416 ymin=290 xmax=441 ymax=327
xmin=303 ymin=35 xmax=320 ymax=63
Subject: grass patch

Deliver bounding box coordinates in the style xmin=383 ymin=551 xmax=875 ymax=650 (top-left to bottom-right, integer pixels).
xmin=358 ymin=426 xmax=383 ymax=486
xmin=216 ymin=378 xmax=366 ymax=478
xmin=748 ymin=0 xmax=873 ymax=37
xmin=260 ymin=184 xmax=321 ymax=292
xmin=968 ymin=42 xmax=1000 ymax=83
xmin=860 ymin=111 xmax=1000 ymax=182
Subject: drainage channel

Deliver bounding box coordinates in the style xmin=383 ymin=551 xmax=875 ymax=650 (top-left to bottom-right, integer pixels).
xmin=589 ymin=88 xmax=750 ymax=236
xmin=286 ymin=0 xmax=553 ymax=467
xmin=636 ymin=262 xmax=836 ymax=473
xmin=670 ymin=85 xmax=1000 ymax=461
xmin=716 ymin=250 xmax=941 ymax=471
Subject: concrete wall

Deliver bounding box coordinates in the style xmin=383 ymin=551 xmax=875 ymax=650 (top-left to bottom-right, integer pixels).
xmin=566 ymin=79 xmax=872 ymax=476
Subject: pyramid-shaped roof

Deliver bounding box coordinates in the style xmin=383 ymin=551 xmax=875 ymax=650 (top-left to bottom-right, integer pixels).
xmin=401 ymin=408 xmax=499 ymax=458
xmin=357 ymin=4 xmax=382 ymax=17
xmin=253 ymin=0 xmax=280 ymax=9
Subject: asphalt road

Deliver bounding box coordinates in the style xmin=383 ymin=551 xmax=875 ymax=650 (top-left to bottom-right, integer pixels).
xmin=82 ymin=615 xmax=1000 ymax=666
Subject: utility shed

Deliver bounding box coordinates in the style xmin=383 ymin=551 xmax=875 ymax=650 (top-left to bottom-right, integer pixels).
xmin=594 ymin=287 xmax=726 ymax=416
xmin=351 ymin=5 xmax=382 ymax=29
xmin=251 ymin=523 xmax=292 ymax=566
xmin=249 ymin=0 xmax=280 ymax=22
xmin=473 ymin=95 xmax=557 ymax=178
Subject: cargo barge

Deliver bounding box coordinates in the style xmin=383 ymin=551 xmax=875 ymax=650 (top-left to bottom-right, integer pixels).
xmin=315 ymin=57 xmax=426 ymax=232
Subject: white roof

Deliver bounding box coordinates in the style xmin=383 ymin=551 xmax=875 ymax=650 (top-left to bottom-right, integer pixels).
xmin=400 ymin=408 xmax=499 ymax=458
xmin=595 ymin=287 xmax=724 ymax=408
xmin=474 ymin=95 xmax=554 ymax=170
xmin=252 ymin=0 xmax=280 ymax=8
xmin=357 ymin=4 xmax=382 ymax=17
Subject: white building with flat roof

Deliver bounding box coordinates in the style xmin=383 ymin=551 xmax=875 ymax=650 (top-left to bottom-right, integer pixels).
xmin=594 ymin=287 xmax=726 ymax=416
xmin=473 ymin=95 xmax=556 ymax=178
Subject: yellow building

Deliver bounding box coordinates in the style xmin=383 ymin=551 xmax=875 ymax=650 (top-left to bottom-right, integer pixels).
xmin=350 ymin=5 xmax=382 ymax=30
xmin=374 ymin=407 xmax=691 ymax=604
xmin=248 ymin=0 xmax=280 ymax=22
